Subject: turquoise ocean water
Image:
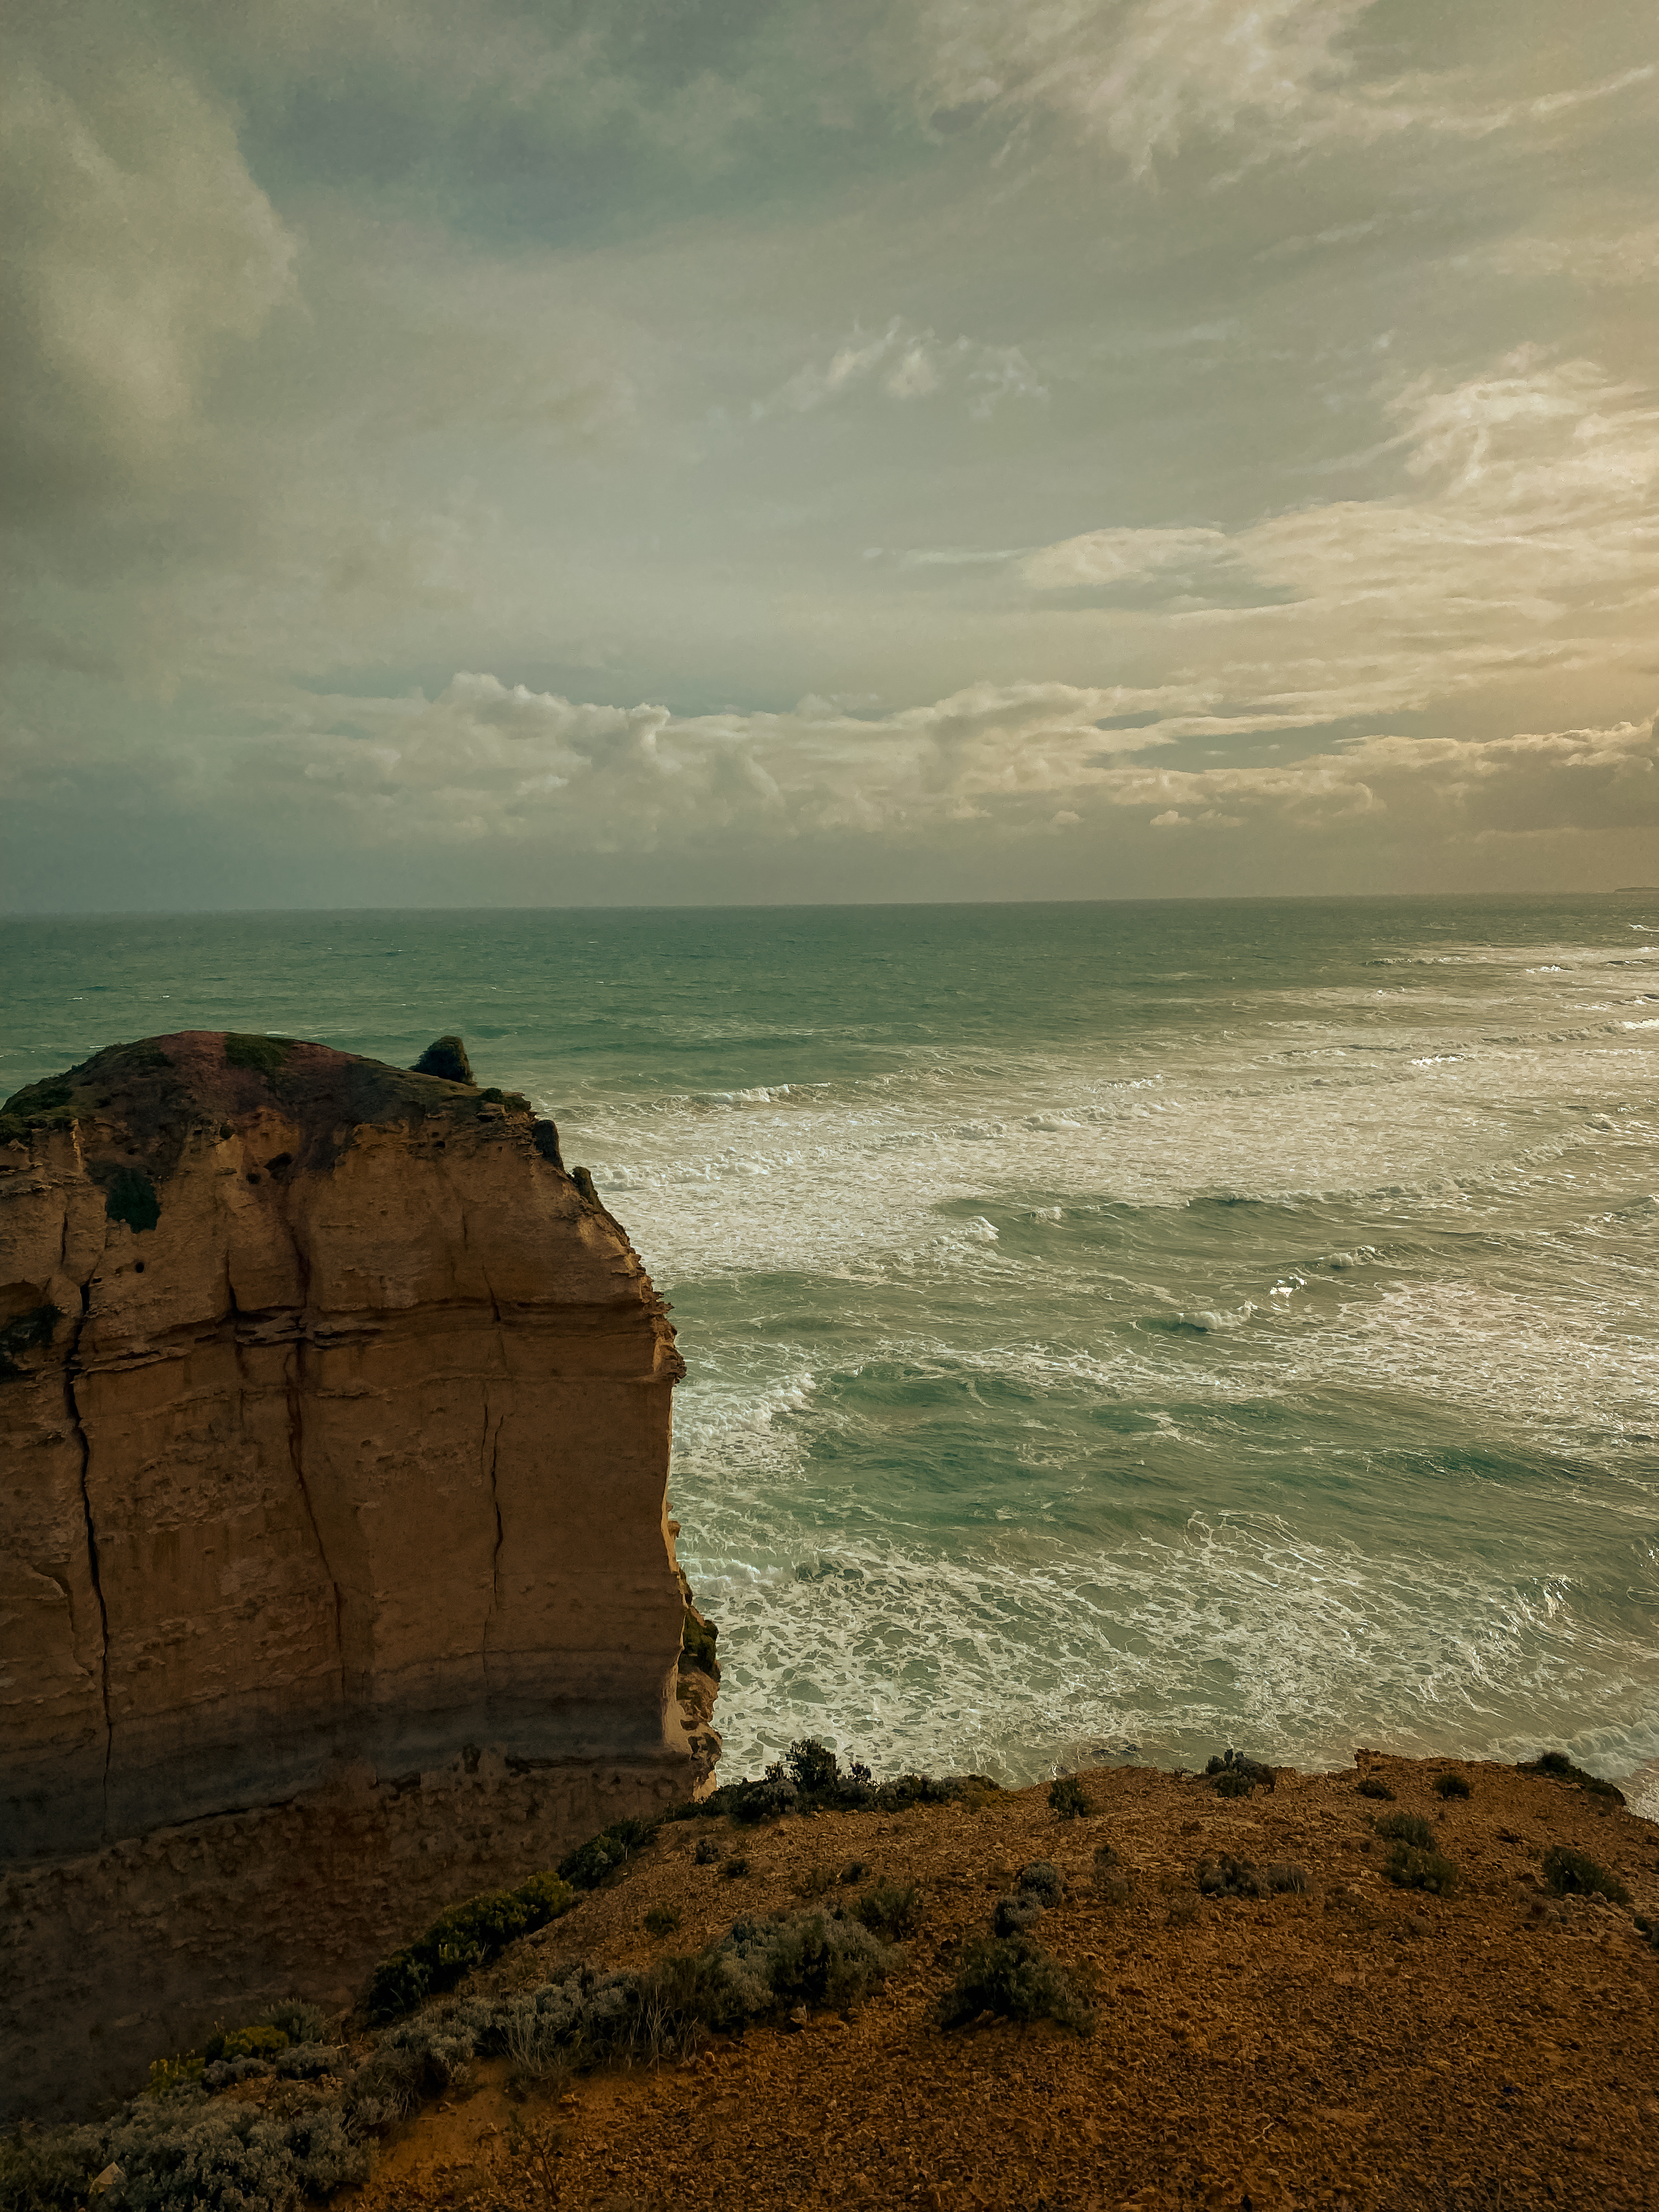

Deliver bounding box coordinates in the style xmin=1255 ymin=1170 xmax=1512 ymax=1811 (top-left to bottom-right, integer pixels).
xmin=4 ymin=898 xmax=1657 ymax=1812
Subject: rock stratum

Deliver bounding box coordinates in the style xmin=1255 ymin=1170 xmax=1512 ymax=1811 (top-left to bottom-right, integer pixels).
xmin=0 ymin=1032 xmax=719 ymax=2119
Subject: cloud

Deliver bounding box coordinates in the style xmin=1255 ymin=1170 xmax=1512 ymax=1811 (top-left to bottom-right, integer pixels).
xmin=1023 ymin=525 xmax=1243 ymax=594
xmin=14 ymin=666 xmax=1649 ymax=884
xmin=759 ymin=318 xmax=1046 ymax=419
xmin=1097 ymin=719 xmax=1659 ymax=840
xmin=911 ymin=0 xmax=1372 ymax=170
xmin=0 ymin=16 xmax=298 ymax=512
xmin=1019 ymin=349 xmax=1659 ymax=737
xmin=1491 ymin=222 xmax=1659 ymax=290
xmin=907 ymin=0 xmax=1652 ymax=177
xmin=0 ymin=674 xmax=1171 ymax=856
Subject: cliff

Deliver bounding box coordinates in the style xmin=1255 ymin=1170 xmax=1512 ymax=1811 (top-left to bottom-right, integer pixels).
xmin=0 ymin=1031 xmax=718 ymax=2117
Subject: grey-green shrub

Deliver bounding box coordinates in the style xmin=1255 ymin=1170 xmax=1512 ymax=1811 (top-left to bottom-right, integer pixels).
xmin=1542 ymin=1845 xmax=1629 ymax=1905
xmin=1383 ymin=1843 xmax=1459 ymax=1897
xmin=1048 ymin=1775 xmax=1091 ymax=1819
xmin=937 ymin=1937 xmax=1093 ymax=2035
xmin=852 ymin=1880 xmax=923 ymax=1939
xmin=0 ymin=2097 xmax=369 ymax=2212
xmin=1017 ymin=1861 xmax=1063 ymax=1906
xmin=365 ymin=1868 xmax=577 ymax=2021
xmin=1373 ymin=1812 xmax=1435 ymax=1850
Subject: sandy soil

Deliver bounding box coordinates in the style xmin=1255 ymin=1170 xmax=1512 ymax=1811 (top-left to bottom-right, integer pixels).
xmin=332 ymin=1753 xmax=1659 ymax=2211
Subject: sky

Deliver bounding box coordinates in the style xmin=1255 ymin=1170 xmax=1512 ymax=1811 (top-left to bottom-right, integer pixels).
xmin=3 ymin=0 xmax=1657 ymax=909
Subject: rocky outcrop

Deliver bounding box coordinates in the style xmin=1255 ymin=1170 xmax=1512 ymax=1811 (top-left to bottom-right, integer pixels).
xmin=0 ymin=1032 xmax=718 ymax=2116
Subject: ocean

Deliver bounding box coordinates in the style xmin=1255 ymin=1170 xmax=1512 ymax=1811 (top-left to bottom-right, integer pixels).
xmin=5 ymin=897 xmax=1657 ymax=1813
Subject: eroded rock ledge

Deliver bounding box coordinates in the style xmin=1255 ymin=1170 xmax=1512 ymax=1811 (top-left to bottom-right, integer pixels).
xmin=0 ymin=1031 xmax=718 ymax=2115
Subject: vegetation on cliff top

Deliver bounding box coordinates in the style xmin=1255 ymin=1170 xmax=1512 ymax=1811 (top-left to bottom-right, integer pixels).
xmin=0 ymin=1881 xmax=905 ymax=2212
xmin=4 ymin=1746 xmax=1655 ymax=2211
xmin=410 ymin=1035 xmax=475 ymax=1085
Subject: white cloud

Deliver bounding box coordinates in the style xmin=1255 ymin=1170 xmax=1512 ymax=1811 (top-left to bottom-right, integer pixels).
xmin=908 ymin=0 xmax=1652 ymax=176
xmin=1023 ymin=525 xmax=1239 ymax=591
xmin=1491 ymin=222 xmax=1659 ymax=290
xmin=162 ymin=674 xmax=1174 ymax=851
xmin=759 ymin=318 xmax=1046 ymax=419
xmin=1098 ymin=719 xmax=1659 ymax=839
xmin=912 ymin=0 xmax=1373 ymax=170
xmin=15 ymin=672 xmax=1645 ymax=878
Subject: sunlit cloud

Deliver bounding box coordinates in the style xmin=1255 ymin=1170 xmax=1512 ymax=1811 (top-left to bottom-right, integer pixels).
xmin=1020 ymin=351 xmax=1659 ymax=737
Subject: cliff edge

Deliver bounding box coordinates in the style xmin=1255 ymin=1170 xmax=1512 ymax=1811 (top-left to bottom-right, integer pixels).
xmin=0 ymin=1031 xmax=718 ymax=2115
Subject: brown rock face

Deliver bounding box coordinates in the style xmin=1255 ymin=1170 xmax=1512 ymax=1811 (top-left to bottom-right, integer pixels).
xmin=0 ymin=1032 xmax=718 ymax=2113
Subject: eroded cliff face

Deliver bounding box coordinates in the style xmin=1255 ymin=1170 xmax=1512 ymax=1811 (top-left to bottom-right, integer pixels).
xmin=0 ymin=1032 xmax=718 ymax=2114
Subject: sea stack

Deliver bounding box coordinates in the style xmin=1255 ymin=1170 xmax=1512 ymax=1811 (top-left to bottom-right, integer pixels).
xmin=0 ymin=1032 xmax=719 ymax=2119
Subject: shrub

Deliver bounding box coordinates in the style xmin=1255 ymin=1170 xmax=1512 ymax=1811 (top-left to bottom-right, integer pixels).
xmin=749 ymin=1912 xmax=897 ymax=2015
xmin=144 ymin=2054 xmax=205 ymax=2098
xmin=793 ymin=1864 xmax=836 ymax=1900
xmin=1433 ymin=1772 xmax=1471 ymax=1800
xmin=1194 ymin=1855 xmax=1302 ymax=1900
xmin=853 ymin=1881 xmax=923 ymax=1939
xmin=412 ymin=1035 xmax=475 ymax=1084
xmin=1374 ymin=1813 xmax=1435 ymax=1850
xmin=937 ymin=1938 xmax=1093 ymax=2034
xmin=720 ymin=1855 xmax=751 ymax=1881
xmin=0 ymin=1304 xmax=61 ymax=1381
xmin=839 ymin=1859 xmax=869 ymax=1884
xmin=1262 ymin=1861 xmax=1309 ymax=1894
xmin=0 ymin=2096 xmax=370 ymax=2212
xmin=560 ymin=1819 xmax=657 ymax=1890
xmin=223 ymin=1034 xmax=295 ymax=1079
xmin=0 ymin=2119 xmax=106 ymax=2210
xmin=698 ymin=1761 xmax=993 ymax=1825
xmin=1197 ymin=1855 xmax=1265 ymax=1899
xmin=1090 ymin=1843 xmax=1130 ymax=1904
xmin=1048 ymin=1775 xmax=1091 ymax=1820
xmin=1383 ymin=1844 xmax=1459 ymax=1897
xmin=203 ymin=2024 xmax=287 ymax=2064
xmin=717 ymin=1774 xmax=800 ymax=1824
xmin=490 ymin=1905 xmax=899 ymax=2070
xmin=271 ymin=2044 xmax=341 ymax=2084
xmin=994 ymin=1895 xmax=1045 ymax=1937
xmin=259 ymin=1999 xmax=329 ymax=2046
xmin=644 ymin=1905 xmax=682 ymax=1938
xmin=693 ymin=1837 xmax=724 ymax=1866
xmin=682 ymin=1610 xmax=720 ymax=1675
xmin=785 ymin=1738 xmax=841 ymax=1793
xmin=1205 ymin=1749 xmax=1275 ymax=1797
xmin=1519 ymin=1751 xmax=1626 ymax=1805
xmin=1357 ymin=1775 xmax=1395 ymax=1801
xmin=1541 ymin=1846 xmax=1629 ymax=1905
xmin=365 ymin=1869 xmax=578 ymax=2022
xmin=104 ymin=1169 xmax=160 ymax=1235
xmin=1018 ymin=1861 xmax=1063 ymax=1907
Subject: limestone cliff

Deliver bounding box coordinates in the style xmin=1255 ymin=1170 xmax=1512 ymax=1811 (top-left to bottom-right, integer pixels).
xmin=0 ymin=1031 xmax=718 ymax=2115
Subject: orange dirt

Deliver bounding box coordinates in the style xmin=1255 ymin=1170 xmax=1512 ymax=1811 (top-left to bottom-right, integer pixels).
xmin=334 ymin=1754 xmax=1659 ymax=2210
